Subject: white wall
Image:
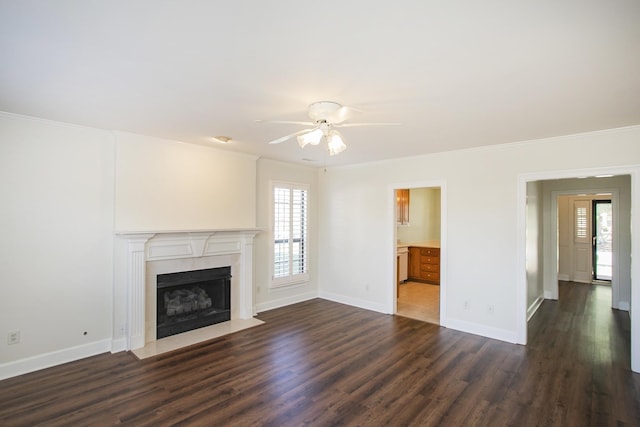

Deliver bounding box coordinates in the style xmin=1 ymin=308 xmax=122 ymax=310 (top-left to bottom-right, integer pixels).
xmin=317 ymin=126 xmax=640 ymax=347
xmin=397 ymin=187 xmax=441 ymax=243
xmin=115 ymin=131 xmax=257 ymax=231
xmin=254 ymin=158 xmax=319 ymax=312
xmin=557 ymin=195 xmax=571 ymax=280
xmin=0 ymin=113 xmax=115 ymax=377
xmin=526 ymin=181 xmax=544 ymax=319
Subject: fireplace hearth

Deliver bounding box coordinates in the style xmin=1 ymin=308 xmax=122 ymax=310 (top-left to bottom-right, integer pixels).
xmin=156 ymin=266 xmax=231 ymax=339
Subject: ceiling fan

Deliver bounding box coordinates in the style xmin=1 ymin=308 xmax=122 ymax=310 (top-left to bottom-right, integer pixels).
xmin=260 ymin=101 xmax=400 ymax=156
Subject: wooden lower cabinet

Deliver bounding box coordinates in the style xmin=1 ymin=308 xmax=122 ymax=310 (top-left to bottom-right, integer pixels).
xmin=408 ymin=246 xmax=440 ymax=285
xmin=408 ymin=247 xmax=421 ymax=279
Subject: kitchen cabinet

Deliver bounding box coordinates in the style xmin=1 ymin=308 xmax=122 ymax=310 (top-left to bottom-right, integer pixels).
xmin=397 ymin=246 xmax=409 ymax=282
xmin=408 ymin=246 xmax=440 ymax=285
xmin=396 ymin=189 xmax=410 ymax=225
xmin=408 ymin=247 xmax=421 ymax=279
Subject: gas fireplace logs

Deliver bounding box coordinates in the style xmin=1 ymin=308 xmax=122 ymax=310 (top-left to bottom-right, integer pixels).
xmin=164 ymin=287 xmax=212 ymax=316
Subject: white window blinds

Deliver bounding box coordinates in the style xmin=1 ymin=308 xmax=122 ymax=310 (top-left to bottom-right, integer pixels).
xmin=272 ymin=182 xmax=308 ymax=285
xmin=574 ymin=201 xmax=590 ymax=244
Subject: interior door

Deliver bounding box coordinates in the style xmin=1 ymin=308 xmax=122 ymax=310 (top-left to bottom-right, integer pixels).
xmin=572 ymin=199 xmax=592 ymax=283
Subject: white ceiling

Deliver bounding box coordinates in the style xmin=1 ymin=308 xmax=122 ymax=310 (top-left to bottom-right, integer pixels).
xmin=1 ymin=1 xmax=639 ymax=167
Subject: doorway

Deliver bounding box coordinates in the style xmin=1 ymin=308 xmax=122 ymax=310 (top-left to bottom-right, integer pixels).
xmin=558 ymin=193 xmax=613 ymax=285
xmin=393 ymin=186 xmax=442 ymax=325
xmin=593 ymin=199 xmax=612 ymax=282
xmin=518 ymin=170 xmax=638 ymax=373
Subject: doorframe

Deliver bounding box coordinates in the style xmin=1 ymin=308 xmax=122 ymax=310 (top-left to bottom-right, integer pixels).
xmin=517 ymin=165 xmax=640 ymax=373
xmin=389 ymin=179 xmax=447 ymax=327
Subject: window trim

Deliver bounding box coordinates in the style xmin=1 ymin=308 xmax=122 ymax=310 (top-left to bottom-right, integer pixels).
xmin=270 ymin=180 xmax=310 ymax=288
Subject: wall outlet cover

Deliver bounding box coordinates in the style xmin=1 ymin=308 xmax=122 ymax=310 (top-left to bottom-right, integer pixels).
xmin=8 ymin=331 xmax=20 ymax=345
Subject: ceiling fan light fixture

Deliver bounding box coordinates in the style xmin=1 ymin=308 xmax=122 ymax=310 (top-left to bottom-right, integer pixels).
xmin=327 ymin=131 xmax=346 ymax=156
xmin=262 ymin=100 xmax=396 ymax=157
xmin=297 ymin=128 xmax=323 ymax=148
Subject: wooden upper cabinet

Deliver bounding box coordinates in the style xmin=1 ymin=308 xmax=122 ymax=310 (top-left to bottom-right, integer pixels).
xmin=396 ymin=189 xmax=410 ymax=225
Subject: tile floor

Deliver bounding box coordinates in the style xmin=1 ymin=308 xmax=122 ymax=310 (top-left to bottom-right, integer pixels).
xmin=396 ymin=281 xmax=440 ymax=324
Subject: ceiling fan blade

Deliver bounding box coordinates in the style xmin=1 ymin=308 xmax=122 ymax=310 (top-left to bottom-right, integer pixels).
xmin=335 ymin=122 xmax=402 ymax=128
xmin=267 ymin=128 xmax=318 ymax=144
xmin=256 ymin=120 xmax=315 ymax=126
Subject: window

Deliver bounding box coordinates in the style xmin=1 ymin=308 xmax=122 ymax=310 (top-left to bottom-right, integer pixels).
xmin=272 ymin=182 xmax=309 ymax=286
xmin=574 ymin=201 xmax=589 ymax=243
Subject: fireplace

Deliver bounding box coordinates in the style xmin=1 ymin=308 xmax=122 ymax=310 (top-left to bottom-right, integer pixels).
xmin=113 ymin=229 xmax=260 ymax=352
xmin=156 ymin=266 xmax=231 ymax=339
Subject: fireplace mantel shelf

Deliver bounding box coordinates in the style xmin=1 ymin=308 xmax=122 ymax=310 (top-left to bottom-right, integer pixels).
xmin=115 ymin=227 xmax=262 ymax=236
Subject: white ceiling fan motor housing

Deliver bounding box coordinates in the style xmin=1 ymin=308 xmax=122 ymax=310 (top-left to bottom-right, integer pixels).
xmin=308 ymin=101 xmax=343 ymax=122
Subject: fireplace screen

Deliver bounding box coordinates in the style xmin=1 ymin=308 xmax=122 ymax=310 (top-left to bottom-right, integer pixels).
xmin=156 ymin=266 xmax=231 ymax=339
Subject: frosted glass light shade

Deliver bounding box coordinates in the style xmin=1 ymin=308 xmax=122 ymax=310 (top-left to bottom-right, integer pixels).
xmin=297 ymin=129 xmax=323 ymax=147
xmin=327 ymin=132 xmax=346 ymax=156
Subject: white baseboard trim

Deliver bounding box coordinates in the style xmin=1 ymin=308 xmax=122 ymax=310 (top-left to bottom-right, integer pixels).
xmin=558 ymin=274 xmax=570 ymax=281
xmin=255 ymin=291 xmax=318 ymax=313
xmin=111 ymin=337 xmax=128 ymax=353
xmin=446 ymin=318 xmax=518 ymax=344
xmin=527 ymin=295 xmax=545 ymax=321
xmin=618 ymin=301 xmax=630 ymax=311
xmin=543 ymin=290 xmax=556 ymax=300
xmin=318 ymin=291 xmax=390 ymax=314
xmin=0 ymin=339 xmax=112 ymax=381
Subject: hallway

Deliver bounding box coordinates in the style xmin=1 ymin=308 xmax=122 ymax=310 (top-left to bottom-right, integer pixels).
xmin=524 ymin=280 xmax=638 ymax=424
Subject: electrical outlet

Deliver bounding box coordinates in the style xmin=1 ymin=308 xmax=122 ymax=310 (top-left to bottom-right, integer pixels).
xmin=488 ymin=305 xmax=495 ymax=314
xmin=8 ymin=331 xmax=20 ymax=345
xmin=464 ymin=301 xmax=470 ymax=310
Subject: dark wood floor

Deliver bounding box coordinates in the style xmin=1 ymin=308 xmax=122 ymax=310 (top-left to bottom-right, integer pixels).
xmin=1 ymin=281 xmax=639 ymax=426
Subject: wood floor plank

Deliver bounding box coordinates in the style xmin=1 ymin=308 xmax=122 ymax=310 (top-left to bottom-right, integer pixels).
xmin=1 ymin=281 xmax=639 ymax=426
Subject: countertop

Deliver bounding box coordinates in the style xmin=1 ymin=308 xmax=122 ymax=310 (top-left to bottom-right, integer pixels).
xmin=397 ymin=240 xmax=440 ymax=249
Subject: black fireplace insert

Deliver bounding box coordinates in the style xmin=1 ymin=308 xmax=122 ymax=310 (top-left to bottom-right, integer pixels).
xmin=156 ymin=266 xmax=231 ymax=339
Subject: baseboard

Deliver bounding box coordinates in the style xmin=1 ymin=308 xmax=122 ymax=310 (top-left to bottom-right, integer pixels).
xmin=317 ymin=290 xmax=390 ymax=314
xmin=527 ymin=295 xmax=545 ymax=321
xmin=111 ymin=337 xmax=128 ymax=353
xmin=618 ymin=301 xmax=630 ymax=311
xmin=255 ymin=290 xmax=318 ymax=313
xmin=558 ymin=274 xmax=570 ymax=281
xmin=0 ymin=339 xmax=112 ymax=381
xmin=543 ymin=290 xmax=556 ymax=300
xmin=445 ymin=318 xmax=518 ymax=344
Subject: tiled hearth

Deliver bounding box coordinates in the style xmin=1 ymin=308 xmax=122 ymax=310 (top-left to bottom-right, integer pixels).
xmin=113 ymin=229 xmax=261 ymax=356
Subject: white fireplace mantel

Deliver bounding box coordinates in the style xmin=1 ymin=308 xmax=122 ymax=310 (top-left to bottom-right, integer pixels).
xmin=112 ymin=229 xmax=260 ymax=352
